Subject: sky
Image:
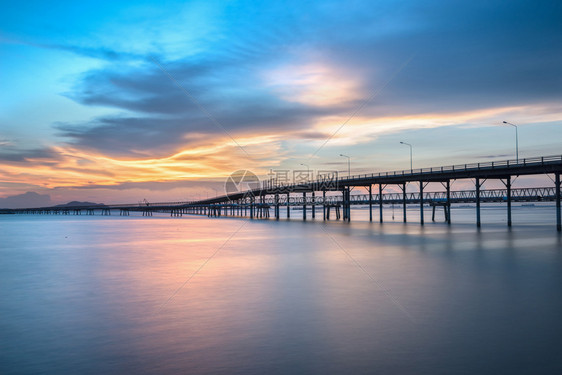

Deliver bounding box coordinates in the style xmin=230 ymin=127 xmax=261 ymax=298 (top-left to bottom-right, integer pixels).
xmin=1 ymin=0 xmax=561 ymax=206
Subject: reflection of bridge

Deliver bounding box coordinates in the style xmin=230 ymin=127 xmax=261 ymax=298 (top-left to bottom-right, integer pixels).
xmin=4 ymin=155 xmax=562 ymax=231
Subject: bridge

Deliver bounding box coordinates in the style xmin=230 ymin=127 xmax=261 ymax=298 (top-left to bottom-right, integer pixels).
xmin=3 ymin=155 xmax=562 ymax=231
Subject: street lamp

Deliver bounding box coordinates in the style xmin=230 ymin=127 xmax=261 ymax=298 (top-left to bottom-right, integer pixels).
xmin=502 ymin=121 xmax=519 ymax=163
xmin=300 ymin=163 xmax=311 ymax=183
xmin=400 ymin=142 xmax=413 ymax=172
xmin=339 ymin=154 xmax=351 ymax=177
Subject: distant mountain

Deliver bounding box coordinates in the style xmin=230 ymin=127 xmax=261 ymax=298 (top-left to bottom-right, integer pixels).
xmin=55 ymin=201 xmax=107 ymax=207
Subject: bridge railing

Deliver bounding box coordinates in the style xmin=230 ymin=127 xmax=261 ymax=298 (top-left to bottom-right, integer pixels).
xmin=332 ymin=154 xmax=562 ymax=183
xmin=233 ymin=187 xmax=556 ymax=205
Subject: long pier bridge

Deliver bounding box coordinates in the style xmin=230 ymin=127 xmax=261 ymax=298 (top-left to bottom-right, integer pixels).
xmin=3 ymin=155 xmax=562 ymax=231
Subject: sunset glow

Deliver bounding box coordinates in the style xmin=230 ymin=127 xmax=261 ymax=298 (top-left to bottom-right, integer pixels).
xmin=1 ymin=0 xmax=561 ymax=206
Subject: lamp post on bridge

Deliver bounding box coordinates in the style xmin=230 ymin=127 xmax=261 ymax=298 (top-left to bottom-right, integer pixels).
xmin=502 ymin=121 xmax=519 ymax=163
xmin=339 ymin=154 xmax=351 ymax=177
xmin=400 ymin=141 xmax=413 ymax=172
xmin=300 ymin=163 xmax=310 ymax=181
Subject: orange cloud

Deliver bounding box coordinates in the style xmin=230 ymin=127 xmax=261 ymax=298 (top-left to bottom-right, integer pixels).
xmin=0 ymin=134 xmax=288 ymax=192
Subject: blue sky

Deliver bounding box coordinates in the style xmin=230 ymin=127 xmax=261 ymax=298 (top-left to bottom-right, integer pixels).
xmin=1 ymin=0 xmax=561 ymax=205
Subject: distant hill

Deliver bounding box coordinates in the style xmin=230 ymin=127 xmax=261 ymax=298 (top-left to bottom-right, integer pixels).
xmin=55 ymin=201 xmax=107 ymax=208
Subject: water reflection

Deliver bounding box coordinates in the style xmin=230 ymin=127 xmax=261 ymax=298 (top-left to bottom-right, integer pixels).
xmin=1 ymin=211 xmax=561 ymax=374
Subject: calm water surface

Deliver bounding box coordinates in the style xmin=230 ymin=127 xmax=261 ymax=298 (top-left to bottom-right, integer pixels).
xmin=1 ymin=206 xmax=561 ymax=374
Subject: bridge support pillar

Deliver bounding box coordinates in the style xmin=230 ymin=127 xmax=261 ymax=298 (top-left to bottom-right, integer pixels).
xmin=287 ymin=193 xmax=290 ymax=218
xmin=341 ymin=189 xmax=349 ymax=221
xmin=323 ymin=190 xmax=326 ymax=221
xmin=419 ymin=181 xmax=424 ymax=225
xmin=312 ymin=191 xmax=316 ymax=219
xmin=369 ymin=185 xmax=373 ymax=222
xmin=347 ymin=186 xmax=351 ymax=221
xmin=342 ymin=188 xmax=351 ymax=221
xmin=506 ymin=176 xmax=512 ymax=227
xmin=303 ymin=192 xmax=307 ymax=220
xmin=379 ymin=184 xmax=383 ymax=223
xmin=476 ymin=178 xmax=481 ymax=228
xmin=275 ymin=194 xmax=279 ymax=220
xmin=554 ymin=173 xmax=562 ymax=232
xmin=446 ymin=180 xmax=451 ymax=224
xmin=402 ymin=182 xmax=407 ymax=222
xmin=342 ymin=190 xmax=346 ymax=221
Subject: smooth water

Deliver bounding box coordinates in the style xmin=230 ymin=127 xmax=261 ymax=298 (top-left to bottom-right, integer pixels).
xmin=1 ymin=206 xmax=561 ymax=374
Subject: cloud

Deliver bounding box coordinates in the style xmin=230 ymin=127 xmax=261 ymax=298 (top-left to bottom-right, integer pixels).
xmin=262 ymin=62 xmax=364 ymax=107
xmin=321 ymin=0 xmax=562 ymax=114
xmin=0 ymin=136 xmax=290 ymax=191
xmin=61 ymin=179 xmax=225 ymax=191
xmin=54 ymin=104 xmax=328 ymax=158
xmin=58 ymin=55 xmax=340 ymax=157
xmin=0 ymin=138 xmax=14 ymax=147
xmin=0 ymin=33 xmax=150 ymax=62
xmin=49 ymin=43 xmax=146 ymax=62
xmin=54 ymin=0 xmax=562 ymax=159
xmin=0 ymin=147 xmax=60 ymax=163
xmin=0 ymin=191 xmax=51 ymax=209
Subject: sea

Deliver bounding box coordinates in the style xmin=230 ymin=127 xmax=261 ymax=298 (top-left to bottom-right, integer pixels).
xmin=1 ymin=204 xmax=561 ymax=374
